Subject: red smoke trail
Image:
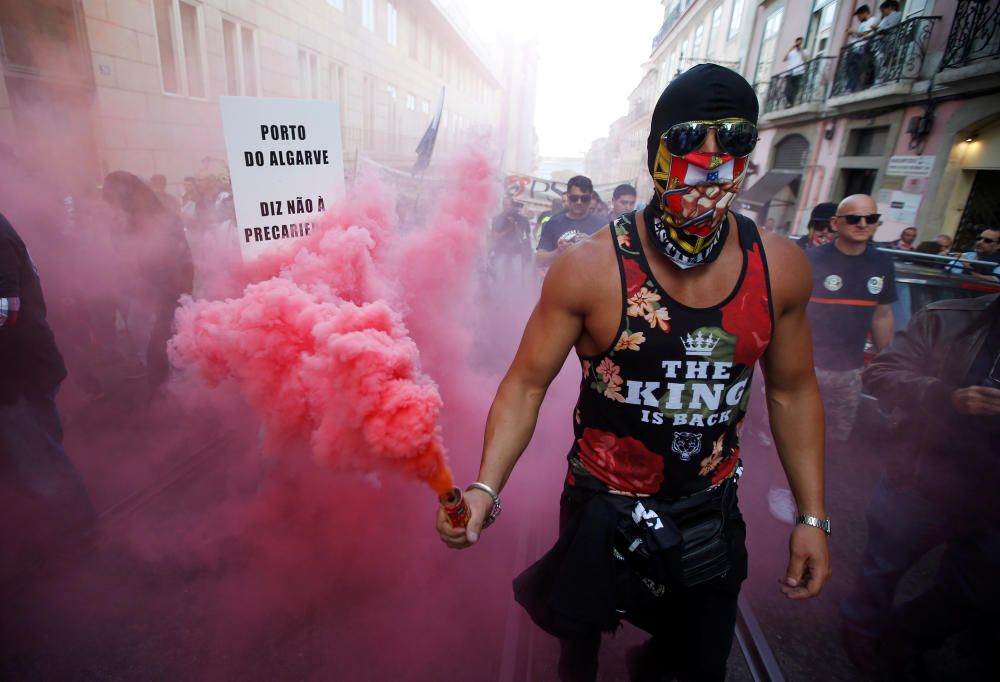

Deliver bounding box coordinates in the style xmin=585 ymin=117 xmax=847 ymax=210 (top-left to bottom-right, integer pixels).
xmin=168 ymin=150 xmax=497 ymax=496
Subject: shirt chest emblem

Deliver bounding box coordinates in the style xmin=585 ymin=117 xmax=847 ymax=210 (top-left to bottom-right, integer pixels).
xmin=823 ymin=274 xmax=843 ymax=292
xmin=867 ymin=276 xmax=884 ymax=295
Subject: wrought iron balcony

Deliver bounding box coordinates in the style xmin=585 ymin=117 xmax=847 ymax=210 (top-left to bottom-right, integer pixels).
xmin=652 ymin=5 xmax=682 ymax=51
xmin=763 ymin=56 xmax=836 ymax=114
xmin=830 ymin=15 xmax=940 ymax=98
xmin=940 ymin=0 xmax=1000 ymax=70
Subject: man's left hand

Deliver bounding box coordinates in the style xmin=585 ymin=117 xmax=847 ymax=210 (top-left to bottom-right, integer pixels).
xmin=779 ymin=524 xmax=831 ymax=600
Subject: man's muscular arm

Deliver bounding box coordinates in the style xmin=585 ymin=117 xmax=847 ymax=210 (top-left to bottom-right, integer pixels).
xmin=437 ymin=243 xmax=595 ymax=548
xmin=758 ymin=234 xmax=831 ymax=599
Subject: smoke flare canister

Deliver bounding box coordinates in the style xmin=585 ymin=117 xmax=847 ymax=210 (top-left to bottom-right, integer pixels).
xmin=440 ymin=487 xmax=469 ymax=528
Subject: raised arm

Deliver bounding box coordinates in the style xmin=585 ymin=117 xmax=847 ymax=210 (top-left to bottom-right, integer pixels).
xmin=437 ymin=246 xmax=591 ymax=548
xmin=758 ymin=234 xmax=831 ymax=599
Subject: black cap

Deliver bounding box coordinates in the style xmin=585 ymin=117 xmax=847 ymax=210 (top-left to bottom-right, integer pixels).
xmin=646 ymin=63 xmax=759 ymax=175
xmin=810 ymin=202 xmax=837 ymax=223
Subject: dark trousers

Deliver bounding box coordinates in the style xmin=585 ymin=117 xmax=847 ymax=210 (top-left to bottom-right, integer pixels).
xmin=557 ymin=491 xmax=747 ymax=682
xmin=0 ymin=392 xmax=96 ymax=563
xmin=784 ymin=74 xmax=802 ymax=107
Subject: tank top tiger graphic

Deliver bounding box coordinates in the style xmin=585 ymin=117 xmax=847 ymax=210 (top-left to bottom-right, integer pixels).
xmin=566 ymin=210 xmax=774 ymax=499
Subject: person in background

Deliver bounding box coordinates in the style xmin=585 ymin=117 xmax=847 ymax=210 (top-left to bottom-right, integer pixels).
xmin=947 ymin=225 xmax=1000 ymax=281
xmin=845 ymin=5 xmax=879 ymax=91
xmin=535 ymin=175 xmax=608 ymax=269
xmin=886 ymin=226 xmax=917 ymax=251
xmin=783 ymin=37 xmax=807 ymax=107
xmin=876 ymin=0 xmax=901 ymax=33
xmin=534 ymin=196 xmax=564 ymax=251
xmin=490 ymin=196 xmax=532 ymax=282
xmin=796 ymin=202 xmax=837 ymax=250
xmin=806 ymin=194 xmax=896 ymax=445
xmin=935 ymin=233 xmax=954 ymax=253
xmin=609 ymin=183 xmax=637 ymax=220
xmin=589 ymin=190 xmax=608 ymax=219
xmin=764 ymin=217 xmax=777 ymax=232
xmin=102 ymin=171 xmax=194 ymax=397
xmin=841 ymin=293 xmax=1000 ymax=677
xmin=0 ymin=212 xmax=96 ymax=565
xmin=148 ymin=174 xmax=181 ymax=214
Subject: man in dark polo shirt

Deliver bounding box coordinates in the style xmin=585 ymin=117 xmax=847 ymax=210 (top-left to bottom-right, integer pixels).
xmin=535 ymin=175 xmax=608 ymax=269
xmin=807 ymin=194 xmax=896 ymax=443
xmin=0 ymin=212 xmax=95 ymax=561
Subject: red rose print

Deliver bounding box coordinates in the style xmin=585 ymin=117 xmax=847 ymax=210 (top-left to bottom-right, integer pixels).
xmin=720 ymin=243 xmax=771 ymax=366
xmin=576 ymin=427 xmax=664 ymax=494
xmin=711 ymin=446 xmax=740 ymax=484
xmin=622 ymin=257 xmax=648 ymax=298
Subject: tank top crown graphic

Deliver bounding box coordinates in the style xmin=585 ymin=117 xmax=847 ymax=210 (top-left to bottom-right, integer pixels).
xmin=567 ymin=211 xmax=773 ymax=499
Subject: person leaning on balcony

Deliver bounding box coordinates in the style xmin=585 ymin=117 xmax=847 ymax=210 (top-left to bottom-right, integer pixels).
xmin=783 ymin=37 xmax=807 ymax=107
xmin=876 ymin=1 xmax=901 ymax=33
xmin=845 ymin=5 xmax=879 ymax=92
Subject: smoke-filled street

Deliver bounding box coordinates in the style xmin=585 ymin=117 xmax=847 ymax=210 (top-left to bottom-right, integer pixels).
xmin=3 ymin=1 xmax=1000 ymax=681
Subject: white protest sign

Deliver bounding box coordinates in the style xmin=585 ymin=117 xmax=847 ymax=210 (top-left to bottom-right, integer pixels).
xmin=220 ymin=96 xmax=345 ymax=260
xmin=875 ymin=190 xmax=922 ymax=241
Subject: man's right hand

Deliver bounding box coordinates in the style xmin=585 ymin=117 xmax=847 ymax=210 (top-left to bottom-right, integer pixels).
xmin=951 ymin=386 xmax=1000 ymax=416
xmin=436 ymin=487 xmax=495 ymax=549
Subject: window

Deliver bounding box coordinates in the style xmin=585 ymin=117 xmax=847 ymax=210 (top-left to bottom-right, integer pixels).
xmin=362 ymin=0 xmax=375 ymax=32
xmin=728 ymin=0 xmax=744 ymax=39
xmin=328 ymin=62 xmax=346 ymax=103
xmin=421 ymin=99 xmax=429 ymax=114
xmin=222 ymin=19 xmax=258 ymax=96
xmin=805 ymin=0 xmax=838 ymax=56
xmin=693 ymin=24 xmax=705 ymax=59
xmin=408 ymin=14 xmax=418 ymax=59
xmin=386 ymin=85 xmax=397 ymax=100
xmin=326 ymin=0 xmax=344 ymax=10
xmin=848 ymin=126 xmax=890 ymax=156
xmin=406 ymin=92 xmax=415 ymax=110
xmin=709 ymin=5 xmax=723 ymax=49
xmin=299 ymin=48 xmax=320 ymax=98
xmin=387 ymin=2 xmax=398 ymax=45
xmin=152 ymin=0 xmax=206 ymax=97
xmin=753 ymin=8 xmax=784 ymax=88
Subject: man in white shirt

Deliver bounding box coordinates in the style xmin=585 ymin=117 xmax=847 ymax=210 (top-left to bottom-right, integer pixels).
xmin=783 ymin=37 xmax=807 ymax=107
xmin=845 ymin=5 xmax=879 ymax=91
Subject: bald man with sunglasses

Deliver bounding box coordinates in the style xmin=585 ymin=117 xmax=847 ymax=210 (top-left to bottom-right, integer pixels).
xmin=806 ymin=194 xmax=897 ymax=444
xmin=438 ymin=65 xmax=830 ymax=682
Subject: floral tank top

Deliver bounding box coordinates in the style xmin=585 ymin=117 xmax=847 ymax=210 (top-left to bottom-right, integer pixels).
xmin=566 ymin=211 xmax=774 ymax=499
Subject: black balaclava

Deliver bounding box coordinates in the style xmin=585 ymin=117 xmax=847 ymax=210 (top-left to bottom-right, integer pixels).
xmin=643 ymin=64 xmax=759 ymax=269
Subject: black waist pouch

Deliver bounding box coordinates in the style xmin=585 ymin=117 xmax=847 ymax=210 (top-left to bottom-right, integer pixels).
xmin=614 ymin=478 xmax=737 ymax=590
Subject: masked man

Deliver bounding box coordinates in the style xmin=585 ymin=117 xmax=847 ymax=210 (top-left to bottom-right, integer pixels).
xmin=436 ymin=65 xmax=830 ymax=682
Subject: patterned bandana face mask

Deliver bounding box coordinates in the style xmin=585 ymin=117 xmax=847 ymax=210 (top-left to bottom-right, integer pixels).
xmin=648 ymin=125 xmax=751 ymax=269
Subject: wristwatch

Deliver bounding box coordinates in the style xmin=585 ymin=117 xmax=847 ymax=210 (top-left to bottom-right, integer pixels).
xmin=796 ymin=514 xmax=831 ymax=536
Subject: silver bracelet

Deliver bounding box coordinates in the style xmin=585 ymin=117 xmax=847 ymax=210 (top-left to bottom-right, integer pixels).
xmin=466 ymin=481 xmax=502 ymax=528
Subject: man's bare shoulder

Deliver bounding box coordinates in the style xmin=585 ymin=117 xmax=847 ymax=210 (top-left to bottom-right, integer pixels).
xmin=542 ymin=226 xmax=617 ymax=313
xmin=760 ymin=229 xmax=813 ymax=311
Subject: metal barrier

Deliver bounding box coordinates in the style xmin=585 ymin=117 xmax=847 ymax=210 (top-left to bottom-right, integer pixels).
xmin=940 ymin=0 xmax=1000 ymax=70
xmin=763 ymin=56 xmax=835 ymax=114
xmin=830 ymin=16 xmax=940 ymax=97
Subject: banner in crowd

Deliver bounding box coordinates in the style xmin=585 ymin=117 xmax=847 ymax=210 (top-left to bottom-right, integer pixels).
xmin=220 ymin=96 xmax=345 ymax=260
xmin=502 ymin=173 xmax=638 ymax=211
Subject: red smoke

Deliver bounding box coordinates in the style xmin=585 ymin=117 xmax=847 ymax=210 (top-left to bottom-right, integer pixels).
xmin=168 ymin=150 xmax=497 ymax=495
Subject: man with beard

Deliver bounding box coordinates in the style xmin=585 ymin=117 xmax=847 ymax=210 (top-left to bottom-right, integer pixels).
xmin=437 ymin=64 xmax=830 ymax=682
xmin=536 ymin=175 xmax=609 ymax=269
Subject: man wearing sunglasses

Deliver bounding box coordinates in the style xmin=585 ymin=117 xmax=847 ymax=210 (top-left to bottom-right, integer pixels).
xmin=535 ymin=175 xmax=608 ymax=269
xmin=947 ymin=225 xmax=1000 ymax=281
xmin=841 ymin=292 xmax=1000 ymax=675
xmin=806 ymin=194 xmax=897 ymax=444
xmin=796 ymin=202 xmax=837 ymax=250
xmin=438 ymin=64 xmax=830 ymax=682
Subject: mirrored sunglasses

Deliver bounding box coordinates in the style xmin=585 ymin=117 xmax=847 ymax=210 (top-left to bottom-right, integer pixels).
xmin=566 ymin=194 xmax=592 ymax=204
xmin=662 ymin=119 xmax=758 ymax=158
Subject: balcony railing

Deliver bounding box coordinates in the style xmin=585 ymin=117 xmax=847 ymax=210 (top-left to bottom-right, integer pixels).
xmin=830 ymin=16 xmax=940 ymax=97
xmin=652 ymin=5 xmax=682 ymax=51
xmin=940 ymin=0 xmax=1000 ymax=70
xmin=763 ymin=56 xmax=836 ymax=114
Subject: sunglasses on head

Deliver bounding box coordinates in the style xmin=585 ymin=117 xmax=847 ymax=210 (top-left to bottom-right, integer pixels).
xmin=976 ymin=236 xmax=998 ymax=244
xmin=662 ymin=118 xmax=758 ymax=158
xmin=836 ymin=213 xmax=881 ymax=225
xmin=566 ymin=194 xmax=592 ymax=204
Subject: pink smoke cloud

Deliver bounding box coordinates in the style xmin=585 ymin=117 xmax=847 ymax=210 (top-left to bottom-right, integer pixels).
xmin=168 ymin=149 xmax=497 ymax=493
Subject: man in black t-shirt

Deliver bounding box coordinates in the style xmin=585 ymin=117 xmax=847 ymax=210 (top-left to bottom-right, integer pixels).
xmin=807 ymin=194 xmax=897 ymax=442
xmin=490 ymin=196 xmax=532 ymax=281
xmin=0 ymin=212 xmax=95 ymax=558
xmin=535 ymin=175 xmax=608 ymax=269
